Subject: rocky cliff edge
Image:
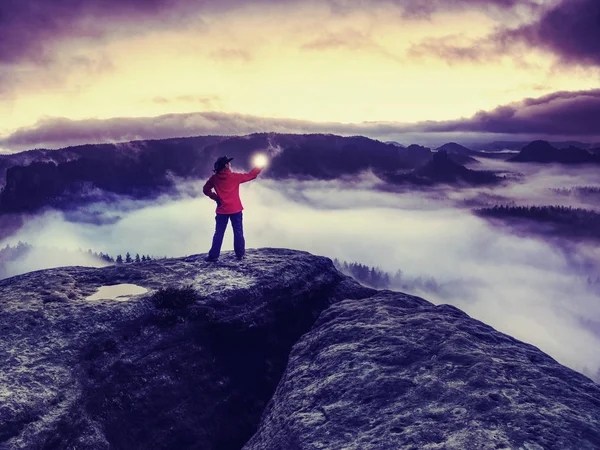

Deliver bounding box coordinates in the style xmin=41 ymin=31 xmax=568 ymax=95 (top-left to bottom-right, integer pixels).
xmin=0 ymin=249 xmax=599 ymax=450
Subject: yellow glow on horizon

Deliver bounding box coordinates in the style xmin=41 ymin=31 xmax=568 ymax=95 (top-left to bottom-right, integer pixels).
xmin=1 ymin=3 xmax=599 ymax=137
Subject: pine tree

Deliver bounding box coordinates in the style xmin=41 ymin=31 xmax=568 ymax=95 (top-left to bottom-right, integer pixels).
xmin=126 ymin=252 xmax=132 ymax=263
xmin=141 ymin=255 xmax=147 ymax=262
xmin=116 ymin=254 xmax=123 ymax=264
xmin=391 ymin=270 xmax=403 ymax=287
xmin=135 ymin=253 xmax=140 ymax=263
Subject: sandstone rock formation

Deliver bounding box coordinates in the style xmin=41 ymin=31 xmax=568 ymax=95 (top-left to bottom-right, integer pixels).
xmin=509 ymin=140 xmax=596 ymax=164
xmin=1 ymin=248 xmax=599 ymax=449
xmin=245 ymin=292 xmax=600 ymax=450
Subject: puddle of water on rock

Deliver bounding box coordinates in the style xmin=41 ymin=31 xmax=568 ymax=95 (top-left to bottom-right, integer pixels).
xmin=86 ymin=284 xmax=148 ymax=301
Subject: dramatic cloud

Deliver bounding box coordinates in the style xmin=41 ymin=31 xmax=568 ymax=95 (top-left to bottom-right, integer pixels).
xmin=2 ymin=112 xmax=457 ymax=151
xmin=423 ymin=89 xmax=600 ymax=135
xmin=505 ymin=0 xmax=600 ymax=67
xmin=0 ymin=112 xmax=518 ymax=152
xmin=411 ymin=0 xmax=600 ymax=68
xmin=3 ymin=165 xmax=600 ymax=380
xmin=1 ymin=0 xmax=156 ymax=63
xmin=0 ymin=113 xmax=341 ymax=150
xmin=404 ymin=0 xmax=600 ymax=72
xmin=0 ymin=0 xmax=543 ymax=64
xmin=2 ymin=88 xmax=599 ymax=152
xmin=388 ymin=0 xmax=542 ymax=19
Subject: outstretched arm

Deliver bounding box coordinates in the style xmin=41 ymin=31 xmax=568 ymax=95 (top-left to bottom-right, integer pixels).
xmin=203 ymin=176 xmax=220 ymax=201
xmin=234 ymin=167 xmax=262 ymax=184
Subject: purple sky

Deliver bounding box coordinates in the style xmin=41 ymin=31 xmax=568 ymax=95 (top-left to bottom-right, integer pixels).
xmin=1 ymin=0 xmax=599 ymax=151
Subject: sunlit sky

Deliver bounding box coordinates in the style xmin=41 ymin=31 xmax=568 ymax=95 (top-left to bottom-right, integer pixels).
xmin=1 ymin=0 xmax=599 ymax=150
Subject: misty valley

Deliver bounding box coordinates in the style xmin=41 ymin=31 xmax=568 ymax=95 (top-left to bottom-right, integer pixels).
xmin=1 ymin=133 xmax=600 ymax=382
xmin=4 ymin=0 xmax=600 ymax=445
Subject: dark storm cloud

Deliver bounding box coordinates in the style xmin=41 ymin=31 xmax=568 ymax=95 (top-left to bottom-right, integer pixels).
xmin=409 ymin=0 xmax=600 ymax=67
xmin=504 ymin=0 xmax=600 ymax=66
xmin=0 ymin=0 xmax=542 ymax=64
xmin=0 ymin=0 xmax=201 ymax=63
xmin=422 ymin=90 xmax=600 ymax=135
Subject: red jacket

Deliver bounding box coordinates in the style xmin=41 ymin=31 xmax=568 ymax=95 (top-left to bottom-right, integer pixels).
xmin=203 ymin=167 xmax=261 ymax=214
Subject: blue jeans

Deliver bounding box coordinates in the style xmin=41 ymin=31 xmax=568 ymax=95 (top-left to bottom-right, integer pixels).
xmin=208 ymin=212 xmax=245 ymax=259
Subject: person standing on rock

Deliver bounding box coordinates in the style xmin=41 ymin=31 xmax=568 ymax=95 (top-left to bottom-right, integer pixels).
xmin=203 ymin=156 xmax=262 ymax=261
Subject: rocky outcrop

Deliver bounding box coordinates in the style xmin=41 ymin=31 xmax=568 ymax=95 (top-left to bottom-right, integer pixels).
xmin=436 ymin=142 xmax=472 ymax=155
xmin=435 ymin=143 xmax=480 ymax=165
xmin=509 ymin=140 xmax=595 ymax=164
xmin=380 ymin=151 xmax=501 ymax=186
xmin=245 ymin=292 xmax=600 ymax=449
xmin=0 ymin=248 xmax=373 ymax=449
xmin=2 ymin=248 xmax=600 ymax=449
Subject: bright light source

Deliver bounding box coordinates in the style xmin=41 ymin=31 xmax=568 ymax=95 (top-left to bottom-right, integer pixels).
xmin=253 ymin=153 xmax=268 ymax=168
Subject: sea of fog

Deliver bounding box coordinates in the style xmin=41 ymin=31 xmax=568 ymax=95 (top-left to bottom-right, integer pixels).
xmin=2 ymin=159 xmax=600 ymax=381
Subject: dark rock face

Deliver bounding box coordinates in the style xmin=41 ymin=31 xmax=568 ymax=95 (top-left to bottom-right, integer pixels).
xmin=436 ymin=142 xmax=472 ymax=155
xmin=2 ymin=248 xmax=600 ymax=450
xmin=435 ymin=143 xmax=480 ymax=165
xmin=245 ymin=292 xmax=600 ymax=450
xmin=0 ymin=248 xmax=373 ymax=449
xmin=510 ymin=140 xmax=595 ymax=164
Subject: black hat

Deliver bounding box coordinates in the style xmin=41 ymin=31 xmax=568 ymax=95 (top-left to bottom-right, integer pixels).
xmin=214 ymin=156 xmax=233 ymax=173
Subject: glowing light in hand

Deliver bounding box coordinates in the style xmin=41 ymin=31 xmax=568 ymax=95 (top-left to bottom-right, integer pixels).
xmin=253 ymin=153 xmax=268 ymax=168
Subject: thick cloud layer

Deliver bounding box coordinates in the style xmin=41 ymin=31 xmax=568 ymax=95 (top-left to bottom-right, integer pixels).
xmin=0 ymin=0 xmax=195 ymax=63
xmin=507 ymin=0 xmax=600 ymax=66
xmin=408 ymin=0 xmax=600 ymax=68
xmin=2 ymin=89 xmax=599 ymax=152
xmin=2 ymin=161 xmax=600 ymax=380
xmin=0 ymin=0 xmax=550 ymax=64
xmin=423 ymin=89 xmax=600 ymax=135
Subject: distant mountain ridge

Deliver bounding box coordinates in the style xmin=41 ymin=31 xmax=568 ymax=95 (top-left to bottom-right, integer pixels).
xmin=0 ymin=133 xmax=592 ymax=214
xmin=435 ymin=142 xmax=472 ymax=155
xmin=378 ymin=150 xmax=502 ymax=186
xmin=509 ymin=140 xmax=600 ymax=164
xmin=0 ymin=134 xmax=488 ymax=214
xmin=477 ymin=140 xmax=600 ymax=152
xmin=435 ymin=142 xmax=513 ymax=161
xmin=0 ymin=133 xmax=412 ymax=212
